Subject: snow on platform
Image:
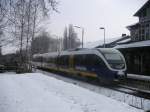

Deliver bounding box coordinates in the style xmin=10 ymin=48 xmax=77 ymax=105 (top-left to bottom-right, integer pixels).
xmin=128 ymin=73 xmax=150 ymax=81
xmin=0 ymin=73 xmax=143 ymax=112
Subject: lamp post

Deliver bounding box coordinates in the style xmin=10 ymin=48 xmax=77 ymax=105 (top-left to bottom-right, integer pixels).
xmin=100 ymin=27 xmax=106 ymax=48
xmin=73 ymin=26 xmax=84 ymax=48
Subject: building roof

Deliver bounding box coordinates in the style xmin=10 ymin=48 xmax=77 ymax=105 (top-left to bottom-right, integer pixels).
xmin=116 ymin=38 xmax=131 ymax=44
xmin=134 ymin=0 xmax=150 ymax=16
xmin=96 ymin=36 xmax=130 ymax=48
xmin=84 ymin=37 xmax=121 ymax=48
xmin=126 ymin=23 xmax=139 ymax=30
xmin=114 ymin=40 xmax=150 ymax=49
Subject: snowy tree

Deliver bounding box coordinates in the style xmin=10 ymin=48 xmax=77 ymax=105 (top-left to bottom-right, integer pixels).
xmin=63 ymin=27 xmax=68 ymax=50
xmin=31 ymin=31 xmax=59 ymax=54
xmin=1 ymin=0 xmax=58 ymax=72
xmin=31 ymin=32 xmax=50 ymax=54
xmin=63 ymin=24 xmax=80 ymax=50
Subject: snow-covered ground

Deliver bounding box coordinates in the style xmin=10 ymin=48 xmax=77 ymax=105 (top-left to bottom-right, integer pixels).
xmin=37 ymin=70 xmax=150 ymax=111
xmin=0 ymin=72 xmax=144 ymax=112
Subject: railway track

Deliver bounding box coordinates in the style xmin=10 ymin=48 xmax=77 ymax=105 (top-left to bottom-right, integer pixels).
xmin=117 ymin=75 xmax=150 ymax=99
xmin=88 ymin=78 xmax=150 ymax=100
xmin=126 ymin=74 xmax=150 ymax=91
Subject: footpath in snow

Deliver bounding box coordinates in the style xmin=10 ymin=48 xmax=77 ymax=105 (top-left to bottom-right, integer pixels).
xmin=0 ymin=72 xmax=143 ymax=112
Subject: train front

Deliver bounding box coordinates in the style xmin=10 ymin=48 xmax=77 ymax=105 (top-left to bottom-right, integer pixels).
xmin=98 ymin=48 xmax=127 ymax=80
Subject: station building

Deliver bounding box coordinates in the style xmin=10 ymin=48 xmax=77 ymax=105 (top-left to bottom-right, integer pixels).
xmin=116 ymin=0 xmax=150 ymax=76
xmin=97 ymin=0 xmax=150 ymax=76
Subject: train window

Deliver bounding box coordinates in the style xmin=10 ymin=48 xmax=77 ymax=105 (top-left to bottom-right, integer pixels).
xmin=42 ymin=57 xmax=47 ymax=63
xmin=46 ymin=57 xmax=57 ymax=64
xmin=74 ymin=55 xmax=78 ymax=65
xmin=35 ymin=56 xmax=43 ymax=62
xmin=93 ymin=55 xmax=105 ymax=66
xmin=74 ymin=54 xmax=105 ymax=67
xmin=84 ymin=54 xmax=92 ymax=66
xmin=100 ymin=49 xmax=125 ymax=69
xmin=85 ymin=54 xmax=105 ymax=67
xmin=59 ymin=55 xmax=69 ymax=68
xmin=102 ymin=53 xmax=124 ymax=64
xmin=47 ymin=57 xmax=55 ymax=64
xmin=100 ymin=49 xmax=124 ymax=63
xmin=33 ymin=57 xmax=37 ymax=62
xmin=74 ymin=54 xmax=86 ymax=66
xmin=58 ymin=56 xmax=62 ymax=65
xmin=81 ymin=55 xmax=86 ymax=65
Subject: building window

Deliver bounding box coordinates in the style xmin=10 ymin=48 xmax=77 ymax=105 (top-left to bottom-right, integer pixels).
xmin=140 ymin=9 xmax=146 ymax=17
xmin=145 ymin=28 xmax=149 ymax=40
xmin=146 ymin=24 xmax=149 ymax=27
xmin=145 ymin=23 xmax=150 ymax=40
xmin=141 ymin=35 xmax=144 ymax=40
xmin=142 ymin=29 xmax=145 ymax=34
xmin=146 ymin=32 xmax=149 ymax=40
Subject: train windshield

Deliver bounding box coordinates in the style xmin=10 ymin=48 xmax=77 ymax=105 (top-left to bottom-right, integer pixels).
xmin=100 ymin=49 xmax=125 ymax=69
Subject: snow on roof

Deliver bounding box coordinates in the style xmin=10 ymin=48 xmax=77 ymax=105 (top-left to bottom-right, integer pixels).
xmin=116 ymin=38 xmax=131 ymax=44
xmin=0 ymin=72 xmax=144 ymax=112
xmin=128 ymin=74 xmax=150 ymax=81
xmin=127 ymin=22 xmax=139 ymax=29
xmin=84 ymin=37 xmax=121 ymax=48
xmin=115 ymin=40 xmax=150 ymax=49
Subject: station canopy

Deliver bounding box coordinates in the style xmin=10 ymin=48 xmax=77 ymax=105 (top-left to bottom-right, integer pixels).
xmin=114 ymin=40 xmax=150 ymax=49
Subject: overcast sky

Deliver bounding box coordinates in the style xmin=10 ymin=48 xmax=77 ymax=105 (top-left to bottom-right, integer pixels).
xmin=43 ymin=0 xmax=148 ymax=43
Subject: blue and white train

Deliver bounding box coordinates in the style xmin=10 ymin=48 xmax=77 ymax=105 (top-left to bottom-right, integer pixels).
xmin=32 ymin=48 xmax=127 ymax=81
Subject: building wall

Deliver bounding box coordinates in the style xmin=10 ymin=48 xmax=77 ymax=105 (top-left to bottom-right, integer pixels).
xmin=130 ymin=3 xmax=150 ymax=42
xmin=119 ymin=47 xmax=150 ymax=76
xmin=130 ymin=22 xmax=150 ymax=41
xmin=118 ymin=2 xmax=150 ymax=76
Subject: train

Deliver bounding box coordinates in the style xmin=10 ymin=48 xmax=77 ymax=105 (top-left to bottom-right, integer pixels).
xmin=32 ymin=48 xmax=127 ymax=81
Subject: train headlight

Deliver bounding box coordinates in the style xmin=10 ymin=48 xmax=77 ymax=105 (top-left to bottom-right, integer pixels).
xmin=118 ymin=71 xmax=125 ymax=76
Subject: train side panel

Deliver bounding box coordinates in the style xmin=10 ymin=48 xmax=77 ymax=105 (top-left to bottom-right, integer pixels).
xmin=32 ymin=48 xmax=127 ymax=81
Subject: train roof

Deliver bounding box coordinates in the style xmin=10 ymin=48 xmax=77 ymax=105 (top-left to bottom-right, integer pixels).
xmin=33 ymin=48 xmax=119 ymax=57
xmin=33 ymin=52 xmax=59 ymax=58
xmin=60 ymin=48 xmax=118 ymax=55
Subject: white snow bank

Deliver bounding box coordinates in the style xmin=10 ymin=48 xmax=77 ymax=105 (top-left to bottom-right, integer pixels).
xmin=0 ymin=73 xmax=143 ymax=112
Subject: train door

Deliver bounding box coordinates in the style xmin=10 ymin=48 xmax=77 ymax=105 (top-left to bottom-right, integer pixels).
xmin=69 ymin=55 xmax=74 ymax=71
